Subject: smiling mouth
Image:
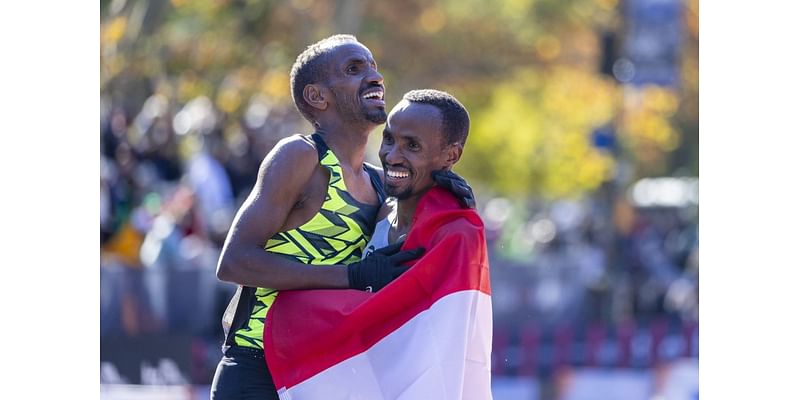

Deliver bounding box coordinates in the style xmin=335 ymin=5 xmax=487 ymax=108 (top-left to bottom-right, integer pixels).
xmin=362 ymin=89 xmax=385 ymax=105
xmin=386 ymin=169 xmax=409 ymax=180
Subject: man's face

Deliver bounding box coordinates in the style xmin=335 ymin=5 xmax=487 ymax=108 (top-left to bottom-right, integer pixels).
xmin=380 ymin=100 xmax=451 ymax=201
xmin=325 ymin=43 xmax=386 ymax=124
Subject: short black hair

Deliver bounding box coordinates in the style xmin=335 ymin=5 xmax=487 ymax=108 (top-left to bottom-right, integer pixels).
xmin=290 ymin=34 xmax=359 ymax=123
xmin=402 ymin=89 xmax=470 ymax=147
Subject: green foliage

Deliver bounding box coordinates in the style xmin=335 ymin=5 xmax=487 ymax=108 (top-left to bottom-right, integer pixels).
xmin=461 ymin=67 xmax=618 ymax=199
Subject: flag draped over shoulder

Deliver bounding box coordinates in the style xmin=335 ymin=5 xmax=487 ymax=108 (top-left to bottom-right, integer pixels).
xmin=263 ymin=187 xmax=493 ymax=400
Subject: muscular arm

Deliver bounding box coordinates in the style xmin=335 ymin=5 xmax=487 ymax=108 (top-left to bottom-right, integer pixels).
xmin=216 ymin=135 xmax=350 ymax=289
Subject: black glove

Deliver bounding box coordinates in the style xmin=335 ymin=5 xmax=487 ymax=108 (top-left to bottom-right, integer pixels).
xmin=347 ymin=242 xmax=424 ymax=292
xmin=432 ymin=170 xmax=476 ymax=209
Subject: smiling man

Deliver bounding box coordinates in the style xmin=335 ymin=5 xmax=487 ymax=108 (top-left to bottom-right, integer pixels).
xmin=365 ymin=89 xmax=473 ymax=254
xmin=357 ymin=89 xmax=492 ymax=399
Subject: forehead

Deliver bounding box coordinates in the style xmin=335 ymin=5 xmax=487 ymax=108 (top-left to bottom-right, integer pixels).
xmin=387 ymin=101 xmax=443 ymax=140
xmin=326 ymin=42 xmax=375 ymax=64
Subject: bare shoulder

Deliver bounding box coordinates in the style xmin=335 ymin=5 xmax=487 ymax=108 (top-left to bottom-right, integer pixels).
xmin=257 ymin=134 xmax=318 ymax=176
xmin=266 ymin=134 xmax=317 ymax=163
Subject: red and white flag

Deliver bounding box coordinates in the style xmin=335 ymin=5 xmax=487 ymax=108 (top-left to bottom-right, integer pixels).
xmin=263 ymin=187 xmax=493 ymax=399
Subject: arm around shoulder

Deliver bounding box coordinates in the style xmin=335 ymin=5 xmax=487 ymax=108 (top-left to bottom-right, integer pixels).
xmin=216 ymin=135 xmax=349 ymax=289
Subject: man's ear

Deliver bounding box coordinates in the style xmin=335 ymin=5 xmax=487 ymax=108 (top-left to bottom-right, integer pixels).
xmin=303 ymin=84 xmax=328 ymax=112
xmin=442 ymin=143 xmax=463 ymax=169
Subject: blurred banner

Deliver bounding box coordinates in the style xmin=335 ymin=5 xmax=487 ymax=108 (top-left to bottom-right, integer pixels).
xmin=560 ymin=359 xmax=698 ymax=400
xmin=100 ymin=334 xmax=192 ymax=385
xmin=623 ymin=0 xmax=682 ymax=87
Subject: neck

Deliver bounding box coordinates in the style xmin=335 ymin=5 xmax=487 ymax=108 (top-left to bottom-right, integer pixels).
xmin=395 ymin=194 xmax=423 ymax=233
xmin=315 ymin=120 xmax=375 ymax=170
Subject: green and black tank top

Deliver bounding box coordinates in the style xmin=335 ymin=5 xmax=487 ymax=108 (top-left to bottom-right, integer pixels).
xmin=222 ymin=133 xmax=386 ymax=350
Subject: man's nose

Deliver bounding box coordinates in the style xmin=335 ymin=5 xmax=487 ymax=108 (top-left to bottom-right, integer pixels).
xmin=382 ymin=145 xmax=401 ymax=164
xmin=367 ymin=67 xmax=384 ymax=85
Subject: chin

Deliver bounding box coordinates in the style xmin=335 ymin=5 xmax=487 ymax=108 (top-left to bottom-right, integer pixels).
xmin=364 ymin=110 xmax=387 ymax=124
xmin=389 ymin=188 xmax=413 ymax=200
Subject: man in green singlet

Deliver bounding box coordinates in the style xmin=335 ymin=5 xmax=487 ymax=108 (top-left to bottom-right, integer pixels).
xmin=210 ymin=35 xmax=472 ymax=400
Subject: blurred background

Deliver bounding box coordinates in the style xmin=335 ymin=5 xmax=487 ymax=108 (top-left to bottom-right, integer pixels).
xmin=99 ymin=0 xmax=698 ymax=399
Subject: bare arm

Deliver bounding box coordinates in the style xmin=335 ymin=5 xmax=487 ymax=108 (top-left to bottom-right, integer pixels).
xmin=216 ymin=135 xmax=350 ymax=289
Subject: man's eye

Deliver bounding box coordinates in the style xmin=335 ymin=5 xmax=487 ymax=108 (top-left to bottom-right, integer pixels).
xmin=408 ymin=142 xmax=420 ymax=150
xmin=347 ymin=65 xmax=359 ymax=73
xmin=383 ymin=136 xmax=393 ymax=144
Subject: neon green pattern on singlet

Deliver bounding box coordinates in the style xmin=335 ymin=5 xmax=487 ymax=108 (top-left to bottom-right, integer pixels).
xmin=233 ymin=145 xmax=377 ymax=349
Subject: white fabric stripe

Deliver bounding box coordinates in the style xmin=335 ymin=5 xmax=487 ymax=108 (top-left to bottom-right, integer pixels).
xmin=277 ymin=290 xmax=493 ymax=400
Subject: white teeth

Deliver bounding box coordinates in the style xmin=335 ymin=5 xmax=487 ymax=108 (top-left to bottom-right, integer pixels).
xmin=362 ymin=91 xmax=383 ymax=100
xmin=387 ymin=170 xmax=409 ymax=179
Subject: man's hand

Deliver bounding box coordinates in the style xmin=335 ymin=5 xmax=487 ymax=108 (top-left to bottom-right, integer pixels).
xmin=347 ymin=242 xmax=424 ymax=292
xmin=432 ymin=170 xmax=476 ymax=209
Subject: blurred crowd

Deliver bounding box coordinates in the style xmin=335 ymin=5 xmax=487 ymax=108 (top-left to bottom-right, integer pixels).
xmin=487 ymin=195 xmax=698 ymax=376
xmin=100 ymin=92 xmax=698 ymax=383
xmin=100 ymin=92 xmax=304 ymax=339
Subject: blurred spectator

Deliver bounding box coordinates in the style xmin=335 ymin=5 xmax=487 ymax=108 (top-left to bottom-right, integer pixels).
xmin=139 ymin=185 xmax=232 ymax=337
xmin=183 ymin=134 xmax=235 ymax=245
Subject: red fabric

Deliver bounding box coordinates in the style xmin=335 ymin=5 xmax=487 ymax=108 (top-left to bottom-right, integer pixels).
xmin=263 ymin=187 xmax=491 ymax=390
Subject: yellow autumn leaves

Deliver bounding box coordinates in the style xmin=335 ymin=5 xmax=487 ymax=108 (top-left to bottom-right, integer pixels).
xmin=462 ymin=67 xmax=682 ymax=198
